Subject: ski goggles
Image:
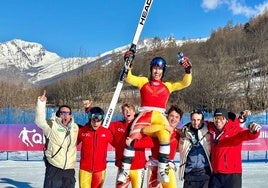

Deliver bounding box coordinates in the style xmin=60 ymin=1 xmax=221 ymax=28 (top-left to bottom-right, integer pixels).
xmin=91 ymin=113 xmax=103 ymax=122
xmin=213 ymin=116 xmax=225 ymax=121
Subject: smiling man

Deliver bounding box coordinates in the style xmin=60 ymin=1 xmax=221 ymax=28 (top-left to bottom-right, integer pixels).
xmin=208 ymin=108 xmax=262 ymax=188
xmin=118 ymin=51 xmax=192 ymax=183
xmin=178 ymin=109 xmax=211 ymax=188
xmin=109 ymin=103 xmax=147 ymax=188
xmin=35 ymin=90 xmax=79 ymax=188
xmin=77 ymin=106 xmax=113 ymax=188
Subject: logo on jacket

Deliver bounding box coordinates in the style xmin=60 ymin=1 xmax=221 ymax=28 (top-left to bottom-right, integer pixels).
xmin=82 ymin=133 xmax=91 ymax=137
xmin=117 ymin=128 xmax=125 ymax=132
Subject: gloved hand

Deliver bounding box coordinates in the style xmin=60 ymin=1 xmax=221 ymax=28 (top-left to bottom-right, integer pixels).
xmin=124 ymin=50 xmax=135 ymax=61
xmin=239 ymin=110 xmax=251 ymax=123
xmin=177 ymin=52 xmax=192 ymax=73
xmin=248 ymin=122 xmax=262 ymax=134
xmin=182 ymin=58 xmax=192 ymax=73
xmin=168 ymin=160 xmax=177 ymax=171
xmin=228 ymin=111 xmax=237 ymax=122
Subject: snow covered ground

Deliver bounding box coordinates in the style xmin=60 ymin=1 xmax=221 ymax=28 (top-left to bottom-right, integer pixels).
xmin=0 ymin=151 xmax=268 ymax=188
xmin=1 ymin=160 xmax=268 ymax=188
xmin=0 ymin=160 xmax=268 ymax=188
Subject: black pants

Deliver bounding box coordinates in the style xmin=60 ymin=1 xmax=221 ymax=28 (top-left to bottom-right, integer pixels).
xmin=209 ymin=173 xmax=242 ymax=188
xmin=184 ymin=179 xmax=209 ymax=188
xmin=183 ymin=168 xmax=210 ymax=188
xmin=44 ymin=162 xmax=76 ymax=188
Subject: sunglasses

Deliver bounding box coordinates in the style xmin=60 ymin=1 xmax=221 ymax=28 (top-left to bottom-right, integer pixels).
xmin=59 ymin=111 xmax=71 ymax=115
xmin=91 ymin=113 xmax=103 ymax=122
xmin=213 ymin=116 xmax=225 ymax=121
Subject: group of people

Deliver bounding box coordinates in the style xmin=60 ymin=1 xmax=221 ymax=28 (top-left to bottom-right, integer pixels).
xmin=34 ymin=50 xmax=262 ymax=188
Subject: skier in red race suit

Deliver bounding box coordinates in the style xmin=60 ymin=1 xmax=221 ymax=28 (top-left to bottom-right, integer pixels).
xmin=117 ymin=51 xmax=192 ymax=183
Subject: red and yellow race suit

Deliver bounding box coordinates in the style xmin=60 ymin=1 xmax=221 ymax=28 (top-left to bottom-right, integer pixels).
xmin=125 ymin=69 xmax=191 ymax=152
xmin=119 ymin=69 xmax=191 ymax=183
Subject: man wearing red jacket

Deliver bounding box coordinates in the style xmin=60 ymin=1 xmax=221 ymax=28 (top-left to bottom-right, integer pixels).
xmin=207 ymin=108 xmax=262 ymax=188
xmin=109 ymin=103 xmax=147 ymax=188
xmin=77 ymin=107 xmax=113 ymax=188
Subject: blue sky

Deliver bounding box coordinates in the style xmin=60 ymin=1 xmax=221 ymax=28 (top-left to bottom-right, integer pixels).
xmin=1 ymin=0 xmax=268 ymax=58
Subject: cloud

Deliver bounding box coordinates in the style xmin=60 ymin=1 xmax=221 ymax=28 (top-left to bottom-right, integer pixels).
xmin=229 ymin=1 xmax=257 ymax=17
xmin=255 ymin=1 xmax=268 ymax=14
xmin=201 ymin=0 xmax=223 ymax=10
xmin=201 ymin=0 xmax=268 ymax=17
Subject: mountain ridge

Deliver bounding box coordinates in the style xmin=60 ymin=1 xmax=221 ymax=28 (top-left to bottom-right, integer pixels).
xmin=0 ymin=37 xmax=207 ymax=86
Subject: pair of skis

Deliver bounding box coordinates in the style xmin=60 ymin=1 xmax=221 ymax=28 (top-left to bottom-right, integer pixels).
xmin=103 ymin=0 xmax=154 ymax=128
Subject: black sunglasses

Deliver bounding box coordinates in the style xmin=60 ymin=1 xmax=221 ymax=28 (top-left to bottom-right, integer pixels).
xmin=59 ymin=111 xmax=71 ymax=115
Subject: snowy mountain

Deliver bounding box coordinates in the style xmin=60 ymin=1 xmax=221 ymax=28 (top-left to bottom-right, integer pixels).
xmin=0 ymin=38 xmax=207 ymax=86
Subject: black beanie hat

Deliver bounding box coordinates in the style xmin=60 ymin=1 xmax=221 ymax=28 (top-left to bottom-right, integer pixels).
xmin=214 ymin=108 xmax=228 ymax=119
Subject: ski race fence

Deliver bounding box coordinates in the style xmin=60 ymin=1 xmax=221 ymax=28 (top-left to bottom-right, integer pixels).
xmin=0 ymin=107 xmax=268 ymax=162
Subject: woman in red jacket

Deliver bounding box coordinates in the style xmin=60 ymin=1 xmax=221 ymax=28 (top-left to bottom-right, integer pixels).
xmin=77 ymin=107 xmax=113 ymax=188
xmin=208 ymin=108 xmax=261 ymax=188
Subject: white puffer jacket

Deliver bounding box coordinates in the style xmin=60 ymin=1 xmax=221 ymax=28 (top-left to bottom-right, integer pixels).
xmin=35 ymin=98 xmax=79 ymax=169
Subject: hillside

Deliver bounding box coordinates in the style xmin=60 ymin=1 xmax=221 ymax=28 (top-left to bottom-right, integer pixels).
xmin=0 ymin=11 xmax=267 ymax=112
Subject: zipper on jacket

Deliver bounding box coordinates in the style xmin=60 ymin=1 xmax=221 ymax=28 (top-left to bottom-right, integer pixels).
xmin=64 ymin=130 xmax=72 ymax=169
xmin=91 ymin=131 xmax=97 ymax=171
xmin=63 ymin=129 xmax=70 ymax=169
